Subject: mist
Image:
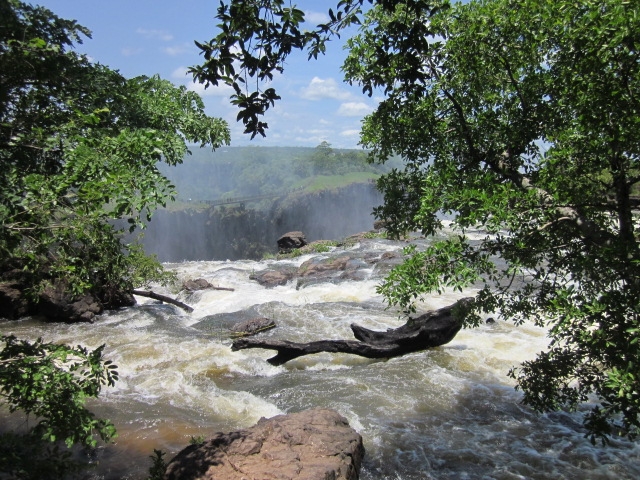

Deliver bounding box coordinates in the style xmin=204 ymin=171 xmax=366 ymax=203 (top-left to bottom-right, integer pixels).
xmin=139 ymin=147 xmax=388 ymax=262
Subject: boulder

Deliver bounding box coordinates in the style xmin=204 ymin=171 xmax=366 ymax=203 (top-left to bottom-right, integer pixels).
xmin=183 ymin=278 xmax=213 ymax=291
xmin=37 ymin=281 xmax=103 ymax=323
xmin=164 ymin=408 xmax=364 ymax=480
xmin=230 ymin=317 xmax=276 ymax=337
xmin=250 ymin=268 xmax=296 ymax=288
xmin=0 ymin=282 xmax=31 ymax=319
xmin=277 ymin=231 xmax=308 ymax=251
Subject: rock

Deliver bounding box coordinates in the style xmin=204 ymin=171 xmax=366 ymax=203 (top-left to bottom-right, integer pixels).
xmin=37 ymin=281 xmax=103 ymax=322
xmin=373 ymin=219 xmax=387 ymax=230
xmin=298 ymin=255 xmax=350 ymax=277
xmin=0 ymin=282 xmax=31 ymax=319
xmin=164 ymin=408 xmax=364 ymax=480
xmin=250 ymin=269 xmax=296 ymax=288
xmin=183 ymin=278 xmax=213 ymax=291
xmin=230 ymin=317 xmax=276 ymax=337
xmin=277 ymin=231 xmax=308 ymax=251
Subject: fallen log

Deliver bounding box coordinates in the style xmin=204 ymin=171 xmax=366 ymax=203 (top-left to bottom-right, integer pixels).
xmin=232 ymin=298 xmax=473 ymax=365
xmin=132 ymin=290 xmax=194 ymax=313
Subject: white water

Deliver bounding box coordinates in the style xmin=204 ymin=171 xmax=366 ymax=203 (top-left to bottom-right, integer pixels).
xmin=1 ymin=238 xmax=639 ymax=479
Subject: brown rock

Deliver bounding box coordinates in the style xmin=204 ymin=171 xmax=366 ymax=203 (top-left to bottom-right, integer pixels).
xmin=164 ymin=408 xmax=364 ymax=480
xmin=298 ymin=256 xmax=350 ymax=277
xmin=183 ymin=278 xmax=213 ymax=291
xmin=231 ymin=317 xmax=276 ymax=337
xmin=250 ymin=269 xmax=295 ymax=288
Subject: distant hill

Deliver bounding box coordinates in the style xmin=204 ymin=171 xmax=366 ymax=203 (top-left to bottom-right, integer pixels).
xmin=158 ymin=144 xmax=402 ymax=205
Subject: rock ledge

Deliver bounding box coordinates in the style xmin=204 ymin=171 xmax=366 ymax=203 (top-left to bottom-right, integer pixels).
xmin=164 ymin=408 xmax=364 ymax=480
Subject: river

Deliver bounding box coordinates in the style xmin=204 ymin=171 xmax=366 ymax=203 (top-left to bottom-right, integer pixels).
xmin=1 ymin=235 xmax=639 ymax=479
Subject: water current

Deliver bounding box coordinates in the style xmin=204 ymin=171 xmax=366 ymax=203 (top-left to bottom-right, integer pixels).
xmin=1 ymin=235 xmax=639 ymax=479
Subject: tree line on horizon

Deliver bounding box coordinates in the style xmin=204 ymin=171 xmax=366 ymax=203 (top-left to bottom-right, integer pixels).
xmin=158 ymin=141 xmax=402 ymax=203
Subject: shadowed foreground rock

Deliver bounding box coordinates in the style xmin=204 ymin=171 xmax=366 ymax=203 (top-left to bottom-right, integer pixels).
xmin=164 ymin=408 xmax=364 ymax=480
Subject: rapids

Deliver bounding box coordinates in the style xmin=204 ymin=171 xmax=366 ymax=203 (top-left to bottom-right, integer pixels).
xmin=1 ymin=236 xmax=639 ymax=479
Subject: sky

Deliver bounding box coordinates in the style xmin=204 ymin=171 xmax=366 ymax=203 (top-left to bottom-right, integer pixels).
xmin=35 ymin=0 xmax=378 ymax=149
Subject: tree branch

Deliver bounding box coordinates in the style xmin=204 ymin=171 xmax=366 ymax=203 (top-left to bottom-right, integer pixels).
xmin=132 ymin=290 xmax=193 ymax=313
xmin=231 ymin=298 xmax=472 ymax=365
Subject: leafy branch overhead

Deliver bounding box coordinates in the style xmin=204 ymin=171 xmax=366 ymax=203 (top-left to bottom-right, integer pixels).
xmin=197 ymin=0 xmax=640 ymax=442
xmin=0 ymin=0 xmax=230 ymax=475
xmin=190 ymin=0 xmax=370 ymax=137
xmin=1 ymin=1 xmax=230 ymax=307
xmin=0 ymin=335 xmax=118 ymax=449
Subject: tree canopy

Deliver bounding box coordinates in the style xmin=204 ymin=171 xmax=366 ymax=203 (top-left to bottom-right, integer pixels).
xmin=1 ymin=1 xmax=229 ymax=473
xmin=0 ymin=0 xmax=229 ymax=309
xmin=193 ymin=0 xmax=640 ymax=442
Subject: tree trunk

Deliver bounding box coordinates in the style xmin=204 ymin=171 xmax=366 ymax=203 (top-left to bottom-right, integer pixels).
xmin=231 ymin=298 xmax=472 ymax=365
xmin=132 ymin=290 xmax=194 ymax=313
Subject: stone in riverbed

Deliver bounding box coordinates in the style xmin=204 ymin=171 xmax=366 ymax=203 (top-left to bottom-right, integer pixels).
xmin=230 ymin=317 xmax=276 ymax=337
xmin=163 ymin=408 xmax=364 ymax=480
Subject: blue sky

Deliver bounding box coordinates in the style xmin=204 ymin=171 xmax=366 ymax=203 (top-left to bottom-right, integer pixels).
xmin=36 ymin=0 xmax=378 ymax=149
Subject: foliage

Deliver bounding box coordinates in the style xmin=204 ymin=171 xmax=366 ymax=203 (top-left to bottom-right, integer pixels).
xmin=147 ymin=449 xmax=168 ymax=480
xmin=0 ymin=336 xmax=117 ymax=447
xmin=0 ymin=335 xmax=117 ymax=477
xmin=194 ymin=0 xmax=640 ymax=442
xmin=0 ymin=0 xmax=230 ymax=305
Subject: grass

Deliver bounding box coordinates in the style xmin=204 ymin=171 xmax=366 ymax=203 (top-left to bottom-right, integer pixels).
xmin=293 ymin=172 xmax=378 ymax=193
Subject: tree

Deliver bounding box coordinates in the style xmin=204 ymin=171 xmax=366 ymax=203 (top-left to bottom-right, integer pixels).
xmin=192 ymin=0 xmax=640 ymax=442
xmin=1 ymin=0 xmax=230 ymax=312
xmin=0 ymin=336 xmax=118 ymax=478
xmin=0 ymin=1 xmax=228 ymax=476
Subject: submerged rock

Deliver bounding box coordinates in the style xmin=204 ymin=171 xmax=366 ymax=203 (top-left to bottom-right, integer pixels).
xmin=163 ymin=408 xmax=364 ymax=480
xmin=230 ymin=317 xmax=276 ymax=337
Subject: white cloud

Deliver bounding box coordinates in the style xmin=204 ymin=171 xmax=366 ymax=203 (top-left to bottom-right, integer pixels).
xmin=337 ymin=102 xmax=374 ymax=117
xmin=300 ymin=77 xmax=351 ymax=101
xmin=187 ymin=80 xmax=234 ymax=97
xmin=304 ymin=11 xmax=330 ymax=24
xmin=341 ymin=129 xmax=361 ymax=137
xmin=136 ymin=28 xmax=173 ymax=41
xmin=121 ymin=47 xmax=143 ymax=57
xmin=163 ymin=43 xmax=191 ymax=56
xmin=171 ymin=66 xmax=189 ymax=79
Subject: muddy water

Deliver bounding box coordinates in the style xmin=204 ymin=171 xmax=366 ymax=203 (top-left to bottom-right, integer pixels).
xmin=1 ymin=239 xmax=639 ymax=479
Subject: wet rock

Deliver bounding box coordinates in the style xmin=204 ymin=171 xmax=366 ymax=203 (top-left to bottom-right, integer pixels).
xmin=250 ymin=268 xmax=296 ymax=288
xmin=299 ymin=255 xmax=351 ymax=277
xmin=277 ymin=231 xmax=308 ymax=251
xmin=231 ymin=317 xmax=276 ymax=337
xmin=0 ymin=282 xmax=30 ymax=319
xmin=37 ymin=282 xmax=103 ymax=323
xmin=164 ymin=408 xmax=364 ymax=480
xmin=183 ymin=278 xmax=213 ymax=291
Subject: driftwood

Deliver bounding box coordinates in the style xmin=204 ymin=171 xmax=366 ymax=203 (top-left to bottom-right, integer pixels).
xmin=132 ymin=290 xmax=194 ymax=313
xmin=232 ymin=298 xmax=472 ymax=365
xmin=211 ymin=286 xmax=235 ymax=291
